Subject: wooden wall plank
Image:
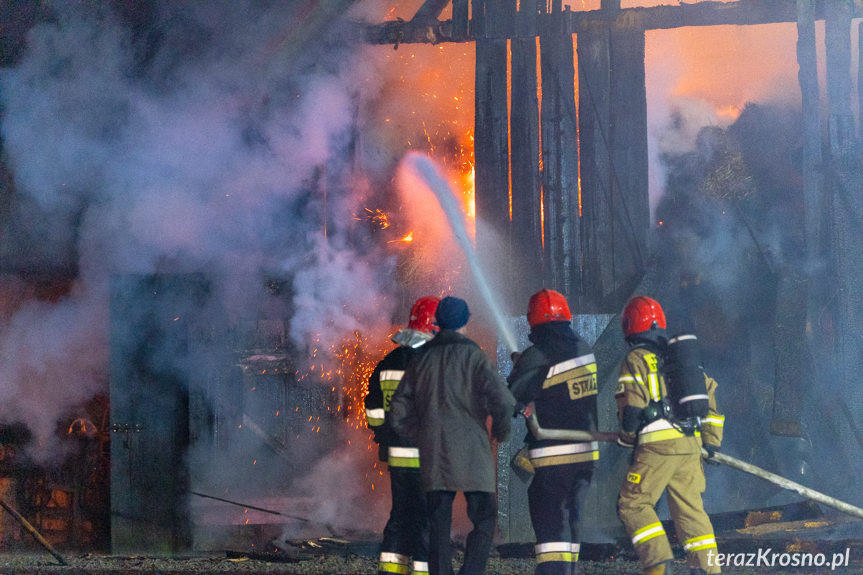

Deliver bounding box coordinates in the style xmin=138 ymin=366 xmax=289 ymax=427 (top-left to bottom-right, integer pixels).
xmin=510 ymin=8 xmax=543 ymax=307
xmin=452 ymin=0 xmax=469 ymax=39
xmin=539 ymin=7 xmax=579 ymax=297
xmin=576 ymin=22 xmax=647 ymax=313
xmin=474 ymin=39 xmax=510 ymax=307
xmin=576 ymin=26 xmax=612 ymax=311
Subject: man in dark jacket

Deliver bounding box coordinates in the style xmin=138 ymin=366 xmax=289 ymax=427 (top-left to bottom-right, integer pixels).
xmin=390 ymin=296 xmax=516 ymax=575
xmin=365 ymin=296 xmax=440 ymax=575
xmin=508 ymin=289 xmax=598 ymax=575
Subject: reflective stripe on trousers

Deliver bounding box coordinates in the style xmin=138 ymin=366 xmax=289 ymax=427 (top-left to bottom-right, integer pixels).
xmin=528 ymin=442 xmax=599 ymax=468
xmin=683 ymin=534 xmax=717 ymax=553
xmin=379 ymin=552 xmax=409 ymax=574
xmin=631 ymin=522 xmax=666 ymax=546
xmin=388 ymin=446 xmax=420 ymax=468
xmin=535 ymin=541 xmax=580 ymax=564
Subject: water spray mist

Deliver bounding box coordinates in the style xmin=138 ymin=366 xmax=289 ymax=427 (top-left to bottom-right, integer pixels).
xmin=404 ymin=152 xmax=518 ymax=354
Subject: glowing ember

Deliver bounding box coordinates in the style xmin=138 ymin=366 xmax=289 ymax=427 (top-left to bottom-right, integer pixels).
xmin=359 ymin=207 xmax=391 ymax=230
xmin=389 ymin=231 xmax=414 ymax=243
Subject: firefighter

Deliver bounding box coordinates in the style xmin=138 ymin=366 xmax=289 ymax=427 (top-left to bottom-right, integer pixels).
xmin=389 ymin=296 xmax=516 ymax=575
xmin=508 ymin=289 xmax=598 ymax=575
xmin=365 ymin=296 xmax=440 ymax=575
xmin=615 ymin=296 xmax=725 ymax=575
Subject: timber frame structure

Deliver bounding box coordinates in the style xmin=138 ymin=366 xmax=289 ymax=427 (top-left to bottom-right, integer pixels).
xmin=366 ymin=0 xmax=863 ymax=317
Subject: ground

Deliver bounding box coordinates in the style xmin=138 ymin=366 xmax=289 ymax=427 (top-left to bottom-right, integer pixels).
xmin=2 ymin=552 xmax=863 ymax=575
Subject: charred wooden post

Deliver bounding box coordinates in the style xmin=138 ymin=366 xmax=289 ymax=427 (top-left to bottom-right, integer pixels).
xmin=474 ymin=0 xmax=516 ymax=312
xmin=770 ymin=267 xmax=808 ymax=437
xmin=769 ymin=0 xmax=825 ymax=438
xmin=575 ymin=12 xmax=648 ymax=313
xmin=539 ymin=4 xmax=579 ymax=297
xmin=410 ymin=0 xmax=452 ymax=24
xmin=796 ymin=0 xmax=825 ymax=268
xmin=825 ymin=0 xmax=856 ymax=154
xmin=509 ymin=1 xmax=543 ymax=304
xmin=607 ymin=19 xmax=648 ymax=289
xmin=452 ymin=0 xmax=469 ymax=40
xmin=859 ymin=22 xmax=863 ymax=142
xmin=824 ymin=0 xmax=863 ymax=472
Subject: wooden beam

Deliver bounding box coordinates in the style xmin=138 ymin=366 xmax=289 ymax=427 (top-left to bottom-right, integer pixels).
xmin=859 ymin=21 xmax=863 ymax=142
xmin=792 ymin=3 xmax=825 ymax=442
xmin=796 ymin=0 xmax=824 ymax=265
xmin=364 ymin=0 xmax=859 ymax=44
xmin=452 ymin=0 xmax=469 ymax=39
xmin=364 ymin=20 xmax=454 ymax=46
xmin=576 ymin=0 xmax=821 ymax=32
xmin=510 ymin=6 xmax=543 ymax=304
xmin=825 ymin=0 xmax=855 ymax=152
xmin=410 ymin=0 xmax=451 ymax=23
xmin=607 ymin=23 xmax=648 ymax=285
xmin=538 ymin=8 xmax=579 ymax=296
xmin=474 ymin=6 xmax=511 ymax=309
xmin=577 ymin=25 xmax=613 ymax=309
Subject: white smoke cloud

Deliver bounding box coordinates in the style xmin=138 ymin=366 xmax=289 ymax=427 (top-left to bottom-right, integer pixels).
xmin=0 ymin=1 xmax=395 ymax=465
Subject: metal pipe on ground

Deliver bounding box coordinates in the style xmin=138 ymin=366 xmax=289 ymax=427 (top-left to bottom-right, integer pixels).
xmin=189 ymin=491 xmax=341 ymax=536
xmin=525 ymin=414 xmax=863 ymax=520
xmin=0 ymin=497 xmax=67 ymax=565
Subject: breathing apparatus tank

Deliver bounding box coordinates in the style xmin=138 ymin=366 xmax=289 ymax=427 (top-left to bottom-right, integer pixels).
xmin=663 ymin=334 xmax=709 ymax=420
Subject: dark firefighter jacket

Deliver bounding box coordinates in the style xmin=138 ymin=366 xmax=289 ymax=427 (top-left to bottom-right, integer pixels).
xmin=364 ymin=344 xmax=426 ymax=466
xmin=389 ymin=329 xmax=516 ymax=493
xmin=507 ymin=321 xmax=599 ymax=466
xmin=615 ymin=345 xmax=724 ymax=456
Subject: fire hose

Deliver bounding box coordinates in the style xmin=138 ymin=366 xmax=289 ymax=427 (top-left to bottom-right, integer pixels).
xmin=524 ymin=413 xmax=863 ymax=520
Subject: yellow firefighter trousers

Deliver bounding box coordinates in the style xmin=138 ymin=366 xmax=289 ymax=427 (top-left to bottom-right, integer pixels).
xmin=618 ymin=448 xmax=720 ymax=574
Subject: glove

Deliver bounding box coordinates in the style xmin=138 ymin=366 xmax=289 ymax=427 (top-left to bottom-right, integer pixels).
xmin=703 ymin=443 xmax=720 ymax=465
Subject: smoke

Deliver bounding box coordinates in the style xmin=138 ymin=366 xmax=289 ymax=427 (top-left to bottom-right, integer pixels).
xmin=645 ymin=22 xmax=802 ymax=213
xmin=0 ymin=0 xmax=397 ymax=507
xmin=654 ymin=101 xmax=863 ymax=509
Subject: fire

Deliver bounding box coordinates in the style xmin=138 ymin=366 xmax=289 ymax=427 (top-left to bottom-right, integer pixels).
xmin=716 ymin=105 xmax=742 ymax=123
xmin=67 ymin=417 xmax=97 ymax=438
xmin=389 ymin=231 xmax=414 ymax=243
xmin=374 ymin=41 xmax=476 ymax=239
xmin=656 ymin=23 xmax=801 ymax=113
xmin=359 ymin=207 xmax=391 ymax=230
xmin=295 ymin=326 xmax=401 ymax=494
xmin=332 ymin=329 xmax=392 ymax=429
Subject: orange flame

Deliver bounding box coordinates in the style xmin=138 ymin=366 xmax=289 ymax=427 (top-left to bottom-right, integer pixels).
xmin=389 ymin=231 xmax=414 ymax=243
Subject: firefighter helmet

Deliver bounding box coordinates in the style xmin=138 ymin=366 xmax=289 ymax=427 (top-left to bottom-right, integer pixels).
xmin=527 ymin=289 xmax=572 ymax=327
xmin=407 ymin=296 xmax=440 ymax=334
xmin=621 ymin=296 xmax=666 ymax=338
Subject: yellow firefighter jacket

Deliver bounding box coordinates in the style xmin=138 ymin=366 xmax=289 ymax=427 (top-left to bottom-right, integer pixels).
xmin=615 ymin=346 xmax=724 ymax=455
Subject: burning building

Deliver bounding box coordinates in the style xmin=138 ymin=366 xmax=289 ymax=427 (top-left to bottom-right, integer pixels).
xmin=0 ymin=0 xmax=861 ymax=562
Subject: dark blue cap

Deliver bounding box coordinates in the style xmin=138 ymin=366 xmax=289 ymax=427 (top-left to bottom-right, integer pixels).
xmin=435 ymin=296 xmax=470 ymax=330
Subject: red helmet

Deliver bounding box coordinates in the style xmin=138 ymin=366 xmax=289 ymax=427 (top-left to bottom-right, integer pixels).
xmin=621 ymin=296 xmax=666 ymax=338
xmin=407 ymin=296 xmax=440 ymax=334
xmin=527 ymin=289 xmax=572 ymax=327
